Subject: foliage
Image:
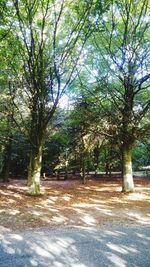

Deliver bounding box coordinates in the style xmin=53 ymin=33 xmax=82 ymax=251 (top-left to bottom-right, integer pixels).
xmin=0 ymin=0 xmax=149 ymax=193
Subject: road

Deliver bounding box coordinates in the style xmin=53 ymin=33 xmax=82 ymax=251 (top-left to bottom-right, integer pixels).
xmin=0 ymin=224 xmax=150 ymax=267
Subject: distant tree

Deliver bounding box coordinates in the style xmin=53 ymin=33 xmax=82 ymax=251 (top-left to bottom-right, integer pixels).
xmin=133 ymin=140 xmax=150 ymax=170
xmin=0 ymin=1 xmax=21 ymax=181
xmin=42 ymin=108 xmax=69 ymax=174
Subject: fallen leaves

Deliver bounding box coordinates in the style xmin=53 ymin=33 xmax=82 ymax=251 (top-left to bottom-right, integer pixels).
xmin=0 ymin=177 xmax=149 ymax=231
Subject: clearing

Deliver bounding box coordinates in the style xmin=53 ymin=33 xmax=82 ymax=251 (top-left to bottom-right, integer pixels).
xmin=0 ymin=176 xmax=150 ymax=232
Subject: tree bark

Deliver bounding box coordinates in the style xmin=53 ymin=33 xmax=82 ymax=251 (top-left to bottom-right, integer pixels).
xmin=27 ymin=142 xmax=43 ymax=195
xmin=93 ymin=144 xmax=100 ymax=177
xmin=79 ymin=151 xmax=86 ymax=184
xmin=122 ymin=144 xmax=134 ymax=192
xmin=82 ymin=159 xmax=86 ymax=184
xmin=1 ymin=136 xmax=12 ymax=182
xmin=105 ymin=162 xmax=109 ymax=175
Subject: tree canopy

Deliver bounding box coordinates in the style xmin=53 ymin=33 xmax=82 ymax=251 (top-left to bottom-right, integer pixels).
xmin=0 ymin=0 xmax=149 ymax=195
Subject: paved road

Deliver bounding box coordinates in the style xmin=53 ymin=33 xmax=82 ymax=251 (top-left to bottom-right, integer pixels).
xmin=0 ymin=224 xmax=150 ymax=267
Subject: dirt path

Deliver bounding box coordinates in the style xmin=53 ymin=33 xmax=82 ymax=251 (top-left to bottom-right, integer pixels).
xmin=0 ymin=177 xmax=150 ymax=232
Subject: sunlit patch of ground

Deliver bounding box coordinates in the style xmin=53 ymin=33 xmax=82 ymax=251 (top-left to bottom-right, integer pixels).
xmin=0 ymin=177 xmax=149 ymax=231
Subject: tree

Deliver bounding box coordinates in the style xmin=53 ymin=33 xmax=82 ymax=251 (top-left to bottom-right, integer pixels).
xmin=65 ymin=90 xmax=106 ymax=182
xmin=90 ymin=0 xmax=150 ymax=192
xmin=6 ymin=0 xmax=95 ymax=195
xmin=0 ymin=0 xmax=21 ymax=181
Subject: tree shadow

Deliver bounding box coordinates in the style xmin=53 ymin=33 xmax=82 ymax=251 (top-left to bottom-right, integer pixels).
xmin=0 ymin=225 xmax=150 ymax=266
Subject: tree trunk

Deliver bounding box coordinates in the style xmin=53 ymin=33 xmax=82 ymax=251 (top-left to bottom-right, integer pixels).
xmin=64 ymin=148 xmax=68 ymax=180
xmin=82 ymin=159 xmax=86 ymax=184
xmin=27 ymin=143 xmax=43 ymax=195
xmin=80 ymin=152 xmax=86 ymax=184
xmin=1 ymin=136 xmax=12 ymax=182
xmin=105 ymin=161 xmax=109 ymax=175
xmin=109 ymin=166 xmax=112 ymax=178
xmin=122 ymin=144 xmax=134 ymax=192
xmin=94 ymin=143 xmax=100 ymax=177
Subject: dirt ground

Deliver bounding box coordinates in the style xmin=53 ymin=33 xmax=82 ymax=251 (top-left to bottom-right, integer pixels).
xmin=0 ymin=176 xmax=150 ymax=232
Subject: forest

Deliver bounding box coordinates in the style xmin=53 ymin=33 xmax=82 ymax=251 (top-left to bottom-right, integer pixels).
xmin=0 ymin=0 xmax=150 ymax=196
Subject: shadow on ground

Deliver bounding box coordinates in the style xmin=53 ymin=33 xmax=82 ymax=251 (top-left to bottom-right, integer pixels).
xmin=0 ymin=177 xmax=150 ymax=230
xmin=0 ymin=224 xmax=150 ymax=267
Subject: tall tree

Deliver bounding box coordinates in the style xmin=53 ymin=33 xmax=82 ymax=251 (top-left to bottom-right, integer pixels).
xmin=8 ymin=0 xmax=94 ymax=194
xmin=91 ymin=0 xmax=150 ymax=191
